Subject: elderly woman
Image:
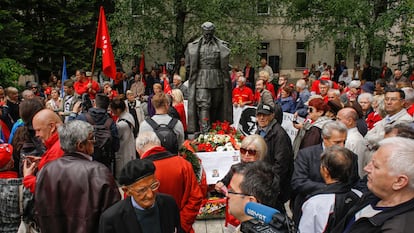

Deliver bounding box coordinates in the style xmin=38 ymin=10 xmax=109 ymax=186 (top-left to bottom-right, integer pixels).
xmin=366 ymin=94 xmax=386 ymax=130
xmin=358 ymin=92 xmax=374 ymax=119
xmin=215 ymin=134 xmax=267 ymax=192
xmin=258 ymin=70 xmax=276 ymax=98
xmin=214 ymin=134 xmax=267 ymax=229
xmin=292 ymin=97 xmax=332 ymax=156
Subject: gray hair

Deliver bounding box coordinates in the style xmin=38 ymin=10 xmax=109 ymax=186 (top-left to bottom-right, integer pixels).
xmin=378 ymin=137 xmax=414 ymax=189
xmin=358 ymin=93 xmax=374 ymax=103
xmin=240 ymin=134 xmax=268 ymax=161
xmin=322 ymin=121 xmax=348 ymax=139
xmin=327 ymin=89 xmax=340 ymax=97
xmin=58 ymin=120 xmax=93 ymax=153
xmin=136 ymin=131 xmax=161 ymax=152
xmin=296 ymin=79 xmax=307 ymax=89
xmin=402 ymin=87 xmax=414 ymax=104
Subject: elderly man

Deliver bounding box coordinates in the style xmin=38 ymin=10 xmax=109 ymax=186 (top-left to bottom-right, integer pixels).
xmin=365 ymin=87 xmax=413 ymax=147
xmin=99 ymin=159 xmax=182 ymax=233
xmin=232 ymin=76 xmax=254 ymax=107
xmin=171 ymin=74 xmax=188 ymax=99
xmin=291 ymin=121 xmax=360 ymax=224
xmin=294 ymin=79 xmax=310 ymax=118
xmin=336 ymin=108 xmax=368 ymax=177
xmin=136 ymin=131 xmax=202 ymax=233
xmin=332 ymin=137 xmax=414 ymax=232
xmin=255 ymin=103 xmax=293 ymax=209
xmin=35 ymin=120 xmax=120 ymax=233
xmin=185 ymin=21 xmax=232 ymax=133
xmin=23 ymin=109 xmax=64 ymax=193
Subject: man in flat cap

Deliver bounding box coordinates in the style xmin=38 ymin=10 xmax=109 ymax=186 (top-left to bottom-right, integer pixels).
xmin=255 ymin=103 xmax=294 ymax=211
xmin=99 ymin=159 xmax=183 ymax=233
xmin=185 ymin=21 xmax=233 ymax=134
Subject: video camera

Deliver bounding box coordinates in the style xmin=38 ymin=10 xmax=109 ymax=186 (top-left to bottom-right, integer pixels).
xmin=240 ymin=202 xmax=297 ymax=233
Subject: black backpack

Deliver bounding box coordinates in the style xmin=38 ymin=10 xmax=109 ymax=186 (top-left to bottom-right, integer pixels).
xmin=85 ymin=113 xmax=114 ymax=168
xmin=145 ymin=117 xmax=179 ymax=154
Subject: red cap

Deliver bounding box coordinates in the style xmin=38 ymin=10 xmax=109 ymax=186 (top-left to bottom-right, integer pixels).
xmin=303 ymin=69 xmax=309 ymax=75
xmin=0 ymin=144 xmax=13 ymax=168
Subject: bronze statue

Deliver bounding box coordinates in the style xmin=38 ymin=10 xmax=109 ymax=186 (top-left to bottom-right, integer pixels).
xmin=185 ymin=22 xmax=233 ymax=133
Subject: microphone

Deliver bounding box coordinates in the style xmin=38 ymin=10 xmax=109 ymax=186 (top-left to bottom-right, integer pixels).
xmin=244 ymin=202 xmax=279 ymax=224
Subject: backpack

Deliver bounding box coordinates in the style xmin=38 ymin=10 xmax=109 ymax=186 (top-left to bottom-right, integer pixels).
xmin=145 ymin=117 xmax=179 ymax=154
xmin=85 ymin=113 xmax=114 ymax=168
xmin=119 ymin=119 xmax=138 ymax=138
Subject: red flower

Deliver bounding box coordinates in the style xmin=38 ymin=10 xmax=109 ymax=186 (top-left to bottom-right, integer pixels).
xmin=217 ymin=130 xmax=225 ymax=135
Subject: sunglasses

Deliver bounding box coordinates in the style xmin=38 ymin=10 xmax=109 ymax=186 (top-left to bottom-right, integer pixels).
xmin=307 ymin=107 xmax=314 ymax=113
xmin=240 ymin=148 xmax=257 ymax=156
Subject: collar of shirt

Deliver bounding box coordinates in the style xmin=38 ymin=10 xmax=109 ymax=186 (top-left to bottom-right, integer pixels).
xmin=130 ymin=196 xmax=155 ymax=210
xmin=385 ymin=108 xmax=407 ymax=124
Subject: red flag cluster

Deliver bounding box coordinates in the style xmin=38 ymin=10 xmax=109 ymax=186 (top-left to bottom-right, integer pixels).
xmin=95 ymin=7 xmax=116 ymax=79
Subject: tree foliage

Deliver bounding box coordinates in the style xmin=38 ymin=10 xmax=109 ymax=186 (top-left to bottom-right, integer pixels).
xmin=110 ymin=0 xmax=272 ymax=67
xmin=277 ymin=0 xmax=414 ymax=65
xmin=0 ymin=58 xmax=30 ymax=88
xmin=0 ymin=0 xmax=115 ymax=81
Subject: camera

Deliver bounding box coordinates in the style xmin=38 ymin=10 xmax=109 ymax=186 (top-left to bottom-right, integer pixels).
xmin=241 ymin=213 xmax=296 ymax=233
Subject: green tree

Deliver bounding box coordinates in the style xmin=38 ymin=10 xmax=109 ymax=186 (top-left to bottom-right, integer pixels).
xmin=0 ymin=58 xmax=30 ymax=88
xmin=110 ymin=0 xmax=271 ymax=68
xmin=277 ymin=0 xmax=414 ymax=65
xmin=0 ymin=0 xmax=115 ymax=79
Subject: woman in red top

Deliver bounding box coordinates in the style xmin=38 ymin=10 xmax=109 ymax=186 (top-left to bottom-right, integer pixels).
xmin=171 ymin=89 xmax=187 ymax=132
xmin=366 ymin=94 xmax=385 ymax=130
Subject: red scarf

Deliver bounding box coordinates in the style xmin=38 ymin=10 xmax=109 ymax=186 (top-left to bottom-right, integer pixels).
xmin=140 ymin=146 xmax=167 ymax=159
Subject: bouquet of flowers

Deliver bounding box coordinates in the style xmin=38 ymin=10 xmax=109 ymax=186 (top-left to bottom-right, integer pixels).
xmin=180 ymin=121 xmax=244 ymax=182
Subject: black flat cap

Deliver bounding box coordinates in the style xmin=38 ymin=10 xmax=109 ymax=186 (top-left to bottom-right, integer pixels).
xmin=118 ymin=159 xmax=156 ymax=186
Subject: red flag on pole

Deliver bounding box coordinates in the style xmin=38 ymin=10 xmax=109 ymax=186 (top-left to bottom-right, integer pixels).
xmin=139 ymin=52 xmax=145 ymax=74
xmin=163 ymin=66 xmax=172 ymax=95
xmin=95 ymin=6 xmax=116 ymax=79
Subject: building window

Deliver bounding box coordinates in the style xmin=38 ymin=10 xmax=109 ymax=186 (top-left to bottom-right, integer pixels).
xmin=257 ymin=0 xmax=270 ymax=15
xmin=296 ymin=42 xmax=307 ymax=68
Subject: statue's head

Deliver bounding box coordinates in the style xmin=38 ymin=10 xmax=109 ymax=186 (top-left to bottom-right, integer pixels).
xmin=201 ymin=22 xmax=215 ymax=42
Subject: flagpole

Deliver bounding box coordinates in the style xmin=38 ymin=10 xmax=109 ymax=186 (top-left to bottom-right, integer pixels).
xmin=91 ymin=7 xmax=102 ymax=77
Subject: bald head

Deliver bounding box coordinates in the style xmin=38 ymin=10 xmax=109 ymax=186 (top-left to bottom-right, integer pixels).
xmin=32 ymin=109 xmax=63 ymax=143
xmin=336 ymin=108 xmax=358 ymax=128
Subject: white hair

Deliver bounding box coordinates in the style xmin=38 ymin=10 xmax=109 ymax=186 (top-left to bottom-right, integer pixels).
xmin=358 ymin=93 xmax=374 ymax=103
xmin=402 ymin=87 xmax=414 ymax=104
xmin=379 ymin=137 xmax=414 ymax=189
xmin=136 ymin=131 xmax=161 ymax=152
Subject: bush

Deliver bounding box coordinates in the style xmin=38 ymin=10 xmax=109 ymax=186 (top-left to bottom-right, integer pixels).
xmin=0 ymin=58 xmax=30 ymax=88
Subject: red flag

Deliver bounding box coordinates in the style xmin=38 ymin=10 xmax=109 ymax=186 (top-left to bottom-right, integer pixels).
xmin=95 ymin=7 xmax=116 ymax=79
xmin=163 ymin=70 xmax=172 ymax=95
xmin=139 ymin=52 xmax=145 ymax=74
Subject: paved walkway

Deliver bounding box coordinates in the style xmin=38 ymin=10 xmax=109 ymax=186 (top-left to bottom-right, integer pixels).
xmin=193 ymin=218 xmax=227 ymax=233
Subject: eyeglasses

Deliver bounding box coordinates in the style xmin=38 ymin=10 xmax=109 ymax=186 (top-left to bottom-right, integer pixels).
xmin=384 ymin=97 xmax=402 ymax=102
xmin=128 ymin=180 xmax=160 ymax=196
xmin=227 ymin=189 xmax=250 ymax=197
xmin=240 ymin=148 xmax=257 ymax=156
xmin=307 ymin=107 xmax=314 ymax=113
xmin=88 ymin=136 xmax=96 ymax=144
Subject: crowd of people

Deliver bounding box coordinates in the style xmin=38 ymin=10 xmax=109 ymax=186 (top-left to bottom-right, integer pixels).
xmin=0 ymin=57 xmax=413 ymax=233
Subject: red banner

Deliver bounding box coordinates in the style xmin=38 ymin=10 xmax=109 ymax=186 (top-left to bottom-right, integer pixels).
xmin=95 ymin=7 xmax=116 ymax=79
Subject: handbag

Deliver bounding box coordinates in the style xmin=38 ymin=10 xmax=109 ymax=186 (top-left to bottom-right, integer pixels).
xmin=17 ymin=185 xmax=39 ymax=233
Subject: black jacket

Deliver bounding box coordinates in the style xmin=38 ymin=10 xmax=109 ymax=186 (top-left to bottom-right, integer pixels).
xmin=256 ymin=119 xmax=294 ymax=205
xmin=332 ymin=193 xmax=414 ymax=233
xmin=99 ymin=194 xmax=183 ymax=233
